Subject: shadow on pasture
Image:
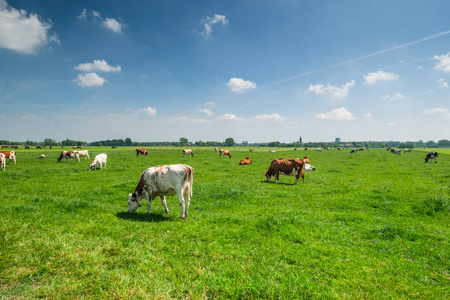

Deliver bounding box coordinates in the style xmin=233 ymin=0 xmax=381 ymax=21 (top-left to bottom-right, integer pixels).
xmin=260 ymin=180 xmax=297 ymax=186
xmin=116 ymin=211 xmax=169 ymax=222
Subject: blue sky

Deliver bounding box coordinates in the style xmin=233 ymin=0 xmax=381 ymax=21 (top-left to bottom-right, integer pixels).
xmin=1 ymin=0 xmax=449 ymax=143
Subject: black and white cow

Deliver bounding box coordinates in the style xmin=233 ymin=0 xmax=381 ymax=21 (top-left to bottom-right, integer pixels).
xmin=127 ymin=164 xmax=194 ymax=219
xmin=425 ymin=152 xmax=438 ymax=163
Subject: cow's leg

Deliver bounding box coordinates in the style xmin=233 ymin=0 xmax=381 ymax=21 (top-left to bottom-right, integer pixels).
xmin=146 ymin=196 xmax=154 ymax=215
xmin=275 ymin=173 xmax=280 ymax=184
xmin=160 ymin=196 xmax=170 ymax=214
xmin=177 ymin=193 xmax=186 ymax=219
xmin=184 ymin=189 xmax=190 ymax=218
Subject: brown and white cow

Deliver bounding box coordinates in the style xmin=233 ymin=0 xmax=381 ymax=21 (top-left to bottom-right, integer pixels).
xmin=57 ymin=151 xmax=80 ymax=162
xmin=264 ymin=158 xmax=305 ymax=184
xmin=182 ymin=149 xmax=194 ymax=157
xmin=219 ymin=149 xmax=231 ymax=158
xmin=127 ymin=164 xmax=194 ymax=219
xmin=136 ymin=148 xmax=148 ymax=158
xmin=0 ymin=151 xmax=16 ymax=165
xmin=0 ymin=153 xmax=6 ymax=171
xmin=239 ymin=157 xmax=252 ymax=165
xmin=38 ymin=154 xmax=46 ymax=159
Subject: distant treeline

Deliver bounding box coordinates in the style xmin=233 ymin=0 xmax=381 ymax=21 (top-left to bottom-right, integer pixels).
xmin=1 ymin=138 xmax=449 ymax=148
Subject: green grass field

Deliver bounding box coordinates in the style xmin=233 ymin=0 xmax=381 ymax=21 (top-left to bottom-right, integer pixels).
xmin=1 ymin=147 xmax=449 ymax=299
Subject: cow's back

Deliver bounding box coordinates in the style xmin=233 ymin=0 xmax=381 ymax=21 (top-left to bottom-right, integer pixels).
xmin=142 ymin=164 xmax=193 ymax=197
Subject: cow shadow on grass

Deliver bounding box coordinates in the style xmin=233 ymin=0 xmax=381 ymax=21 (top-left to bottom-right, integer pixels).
xmin=116 ymin=212 xmax=169 ymax=222
xmin=260 ymin=180 xmax=298 ymax=186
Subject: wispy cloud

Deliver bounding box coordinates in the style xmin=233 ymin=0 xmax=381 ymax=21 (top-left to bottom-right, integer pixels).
xmin=0 ymin=0 xmax=60 ymax=54
xmin=382 ymin=92 xmax=405 ymax=101
xmin=138 ymin=107 xmax=157 ymax=116
xmin=438 ymin=79 xmax=448 ymax=88
xmin=201 ymin=14 xmax=228 ymax=37
xmin=308 ymin=80 xmax=355 ymax=99
xmin=199 ymin=108 xmax=213 ymax=116
xmin=315 ymin=107 xmax=355 ymax=120
xmin=77 ymin=9 xmax=125 ymax=34
xmin=363 ymin=70 xmax=398 ymax=85
xmin=254 ymin=114 xmax=286 ymax=121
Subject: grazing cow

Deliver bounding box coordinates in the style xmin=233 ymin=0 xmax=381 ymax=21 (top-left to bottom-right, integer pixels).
xmin=351 ymin=149 xmax=358 ymax=154
xmin=359 ymin=147 xmax=365 ymax=151
xmin=75 ymin=150 xmax=90 ymax=160
xmin=214 ymin=147 xmax=218 ymax=153
xmin=264 ymin=158 xmax=305 ymax=184
xmin=136 ymin=148 xmax=148 ymax=158
xmin=249 ymin=149 xmax=254 ymax=152
xmin=0 ymin=153 xmax=6 ymax=171
xmin=317 ymin=148 xmax=322 ymax=152
xmin=89 ymin=153 xmax=107 ymax=170
xmin=304 ymin=147 xmax=308 ymax=151
xmin=394 ymin=149 xmax=402 ymax=155
xmin=337 ymin=148 xmax=341 ymax=151
xmin=404 ymin=148 xmax=412 ymax=153
xmin=182 ymin=149 xmax=194 ymax=157
xmin=239 ymin=157 xmax=252 ymax=165
xmin=219 ymin=149 xmax=231 ymax=158
xmin=425 ymin=152 xmax=438 ymax=163
xmin=25 ymin=146 xmax=30 ymax=149
xmin=57 ymin=151 xmax=80 ymax=162
xmin=0 ymin=151 xmax=16 ymax=165
xmin=269 ymin=150 xmax=276 ymax=153
xmin=36 ymin=146 xmax=42 ymax=149
xmin=38 ymin=154 xmax=46 ymax=159
xmin=127 ymin=164 xmax=194 ymax=219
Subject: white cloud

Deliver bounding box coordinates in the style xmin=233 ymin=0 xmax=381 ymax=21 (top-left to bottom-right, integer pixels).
xmin=21 ymin=113 xmax=40 ymax=120
xmin=254 ymin=113 xmax=286 ymax=121
xmin=434 ymin=51 xmax=450 ymax=72
xmin=423 ymin=108 xmax=448 ymax=114
xmin=217 ymin=113 xmax=238 ymax=121
xmin=363 ymin=70 xmax=398 ymax=85
xmin=315 ymin=107 xmax=355 ymax=120
xmin=387 ymin=122 xmax=398 ymax=126
xmin=74 ymin=72 xmax=108 ymax=87
xmin=308 ymin=80 xmax=355 ymax=99
xmin=226 ymin=78 xmax=257 ymax=93
xmin=199 ymin=108 xmax=213 ymax=116
xmin=77 ymin=9 xmax=125 ymax=34
xmin=138 ymin=107 xmax=157 ymax=116
xmin=438 ymin=79 xmax=448 ymax=88
xmin=201 ymin=14 xmax=228 ymax=37
xmin=0 ymin=0 xmax=60 ymax=54
xmin=75 ymin=59 xmax=121 ymax=72
xmin=77 ymin=9 xmax=87 ymax=20
xmin=102 ymin=17 xmax=124 ymax=34
xmin=417 ymin=65 xmax=424 ymax=70
xmin=383 ymin=93 xmax=405 ymax=101
xmin=363 ymin=113 xmax=373 ymax=119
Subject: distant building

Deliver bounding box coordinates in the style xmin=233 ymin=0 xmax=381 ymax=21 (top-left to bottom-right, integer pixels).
xmin=335 ymin=137 xmax=341 ymax=143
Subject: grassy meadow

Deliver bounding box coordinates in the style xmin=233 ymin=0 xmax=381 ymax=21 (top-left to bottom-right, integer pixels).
xmin=0 ymin=146 xmax=449 ymax=299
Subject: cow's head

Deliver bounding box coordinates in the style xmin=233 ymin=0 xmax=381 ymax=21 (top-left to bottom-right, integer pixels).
xmin=127 ymin=193 xmax=143 ymax=213
xmin=89 ymin=163 xmax=96 ymax=171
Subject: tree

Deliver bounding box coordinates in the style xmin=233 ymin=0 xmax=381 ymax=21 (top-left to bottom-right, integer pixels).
xmin=224 ymin=137 xmax=235 ymax=147
xmin=179 ymin=137 xmax=188 ymax=146
xmin=43 ymin=138 xmax=57 ymax=146
xmin=125 ymin=137 xmax=132 ymax=146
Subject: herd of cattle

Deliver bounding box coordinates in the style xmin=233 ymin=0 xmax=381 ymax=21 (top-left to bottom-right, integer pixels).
xmin=0 ymin=147 xmax=441 ymax=219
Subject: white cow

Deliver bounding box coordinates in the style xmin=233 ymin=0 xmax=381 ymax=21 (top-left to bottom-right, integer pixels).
xmin=75 ymin=150 xmax=90 ymax=160
xmin=127 ymin=164 xmax=194 ymax=219
xmin=89 ymin=153 xmax=107 ymax=171
xmin=0 ymin=153 xmax=6 ymax=171
xmin=38 ymin=154 xmax=46 ymax=159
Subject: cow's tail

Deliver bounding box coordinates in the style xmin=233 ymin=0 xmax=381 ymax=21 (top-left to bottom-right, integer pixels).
xmin=187 ymin=166 xmax=194 ymax=197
